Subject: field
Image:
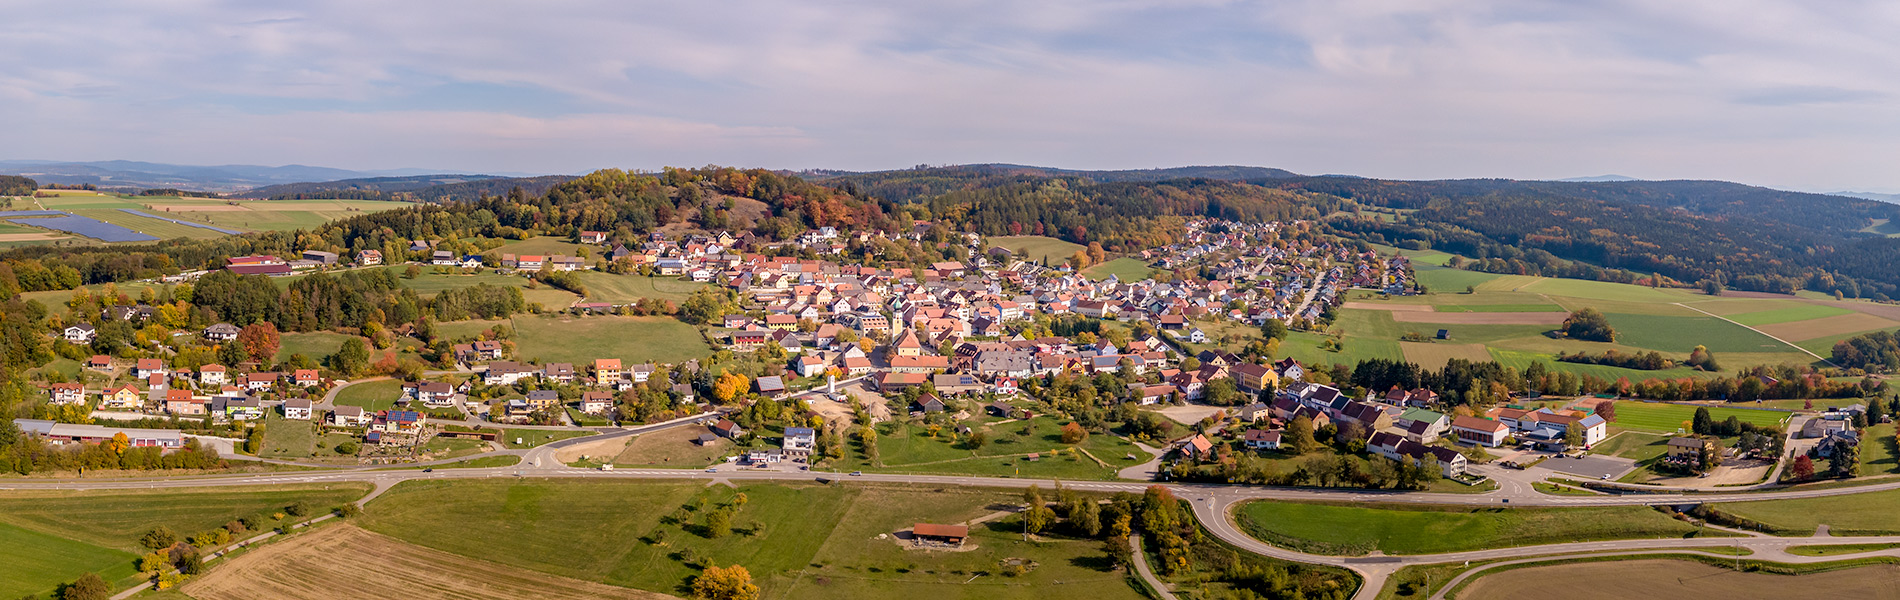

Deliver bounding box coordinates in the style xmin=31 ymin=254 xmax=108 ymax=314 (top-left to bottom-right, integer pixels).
xmin=332 ymin=379 xmax=405 ymax=411
xmin=834 ymin=415 xmax=1149 ymax=480
xmin=259 ymin=414 xmax=319 ymax=459
xmin=613 ymin=425 xmax=735 ymax=467
xmin=0 ymin=484 xmax=372 ymax=598
xmin=1609 ymin=401 xmax=1790 ymax=434
xmin=499 ymin=314 xmax=711 ymax=365
xmin=29 ymin=193 xmax=414 ymax=234
xmin=1592 ymin=431 xmax=1674 ymax=462
xmin=1234 ymin=501 xmax=1724 ymax=555
xmin=360 ymin=479 xmax=1142 ymax=600
xmin=184 ymin=525 xmax=669 ymax=600
xmin=391 ymin=269 xmax=579 ymax=308
xmin=989 ymin=235 xmax=1085 ymax=265
xmin=572 ymin=272 xmax=708 ymax=303
xmin=493 ymin=236 xmax=591 ymax=258
xmin=1082 ymin=257 xmax=1154 ymax=281
xmin=1459 ymin=559 xmax=1900 ymax=600
xmin=275 ymin=331 xmax=362 ymax=363
xmin=1711 ymin=487 xmax=1900 ymax=535
xmin=1864 ymin=423 xmax=1900 ymax=475
xmin=501 ymin=429 xmax=596 ymax=449
xmin=1399 ymin=342 xmax=1493 ymax=369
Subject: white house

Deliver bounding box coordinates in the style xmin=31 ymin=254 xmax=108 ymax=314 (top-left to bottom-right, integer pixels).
xmin=283 ymin=399 xmax=312 ymax=420
xmin=64 ymin=323 xmax=97 ymax=343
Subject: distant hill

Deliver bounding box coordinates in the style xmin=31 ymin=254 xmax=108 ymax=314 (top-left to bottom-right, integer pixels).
xmin=1833 ymin=191 xmax=1900 ymax=205
xmin=241 ymin=174 xmax=576 ymax=203
xmin=0 ymin=160 xmax=526 ymax=193
xmin=1556 ymin=174 xmax=1643 ymax=182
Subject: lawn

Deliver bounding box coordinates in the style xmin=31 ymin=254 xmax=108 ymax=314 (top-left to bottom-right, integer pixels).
xmin=989 ymin=235 xmax=1084 ymax=265
xmin=493 ymin=236 xmax=589 ymax=257
xmin=502 ymin=429 xmax=596 ymax=449
xmin=259 ymin=413 xmax=318 ymax=459
xmin=1082 ymin=257 xmax=1154 ymax=281
xmin=613 ymin=426 xmax=735 ymax=467
xmin=1592 ymin=431 xmax=1674 ymax=462
xmin=1608 ymin=401 xmax=1789 ymax=434
xmin=1279 ymin=330 xmax=1405 ymax=367
xmin=1235 ymin=501 xmax=1728 ymax=555
xmin=332 ymin=379 xmax=404 ymax=412
xmin=835 ymin=416 xmax=1148 ymax=481
xmin=275 ymin=331 xmax=361 ymax=363
xmin=505 ymin=314 xmax=712 ymax=365
xmin=572 ymin=272 xmax=708 ymax=303
xmin=1861 ymin=423 xmax=1898 ymax=475
xmin=1399 ymin=342 xmax=1493 ymax=369
xmin=360 ymin=479 xmax=1140 ymax=600
xmin=1711 ymin=487 xmax=1900 ymax=535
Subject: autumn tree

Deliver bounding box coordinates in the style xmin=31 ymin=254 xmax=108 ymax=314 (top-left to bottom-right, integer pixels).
xmin=1060 ymin=422 xmax=1089 ymax=444
xmin=1086 ymin=242 xmax=1106 ymax=265
xmin=692 ymin=565 xmax=760 ymax=600
xmin=236 ymin=322 xmax=281 ymax=362
xmin=61 ymin=572 xmax=109 ymax=600
xmin=1790 ymin=455 xmax=1815 ymax=481
xmin=712 ymin=372 xmax=750 ymax=404
xmin=1593 ymin=401 xmax=1616 ymax=422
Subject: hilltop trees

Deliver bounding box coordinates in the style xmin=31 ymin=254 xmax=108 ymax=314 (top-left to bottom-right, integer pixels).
xmin=1557 ymin=308 xmax=1616 ymax=342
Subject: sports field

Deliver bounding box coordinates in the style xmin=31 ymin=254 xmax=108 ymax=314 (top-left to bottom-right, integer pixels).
xmin=1234 ymin=501 xmax=1725 ymax=556
xmin=990 ymin=235 xmax=1084 ymax=265
xmin=1609 ymin=401 xmax=1790 ymax=434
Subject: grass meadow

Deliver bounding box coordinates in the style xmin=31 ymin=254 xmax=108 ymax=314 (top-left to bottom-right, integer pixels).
xmin=1235 ymin=501 xmax=1728 ymax=556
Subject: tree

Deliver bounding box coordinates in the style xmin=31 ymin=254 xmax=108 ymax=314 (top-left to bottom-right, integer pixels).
xmin=331 ymin=337 xmax=371 ymax=376
xmin=236 ymin=322 xmax=281 ymax=362
xmin=60 ymin=573 xmax=108 ymax=600
xmin=1790 ymin=455 xmax=1816 ymax=481
xmin=1069 ymin=498 xmax=1102 ymax=536
xmin=1557 ymin=308 xmax=1616 ymax=342
xmin=1692 ymin=407 xmax=1714 ymax=435
xmin=1260 ymin=318 xmax=1288 ymax=340
xmin=692 ymin=565 xmax=760 ymax=600
xmin=1830 ymin=443 xmax=1861 ymax=478
xmin=404 ymin=264 xmax=422 ymax=279
xmin=1593 ymin=401 xmax=1617 ymax=422
xmin=712 ymin=372 xmax=749 ymax=404
xmin=1284 ymin=416 xmax=1318 ymax=454
xmin=140 ymin=526 xmax=177 ymax=550
xmin=1060 ymin=422 xmax=1089 ymax=444
xmin=1564 ymin=422 xmax=1584 ymax=448
xmin=705 ymin=508 xmax=733 ymax=538
xmin=966 ymin=429 xmax=988 ymax=450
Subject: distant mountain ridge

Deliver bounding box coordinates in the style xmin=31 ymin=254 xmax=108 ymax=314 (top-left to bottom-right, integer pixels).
xmin=240 ymin=174 xmax=578 ymax=203
xmin=807 ymin=163 xmax=1301 ymax=183
xmin=0 ymin=160 xmax=527 ymax=192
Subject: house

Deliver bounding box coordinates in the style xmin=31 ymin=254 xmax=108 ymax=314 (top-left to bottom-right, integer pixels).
xmin=1394 ymin=408 xmax=1449 ymax=444
xmin=1667 ymin=436 xmax=1714 ymax=459
xmin=1182 ymin=434 xmax=1215 ymax=459
xmin=1816 ymin=429 xmax=1861 ymax=458
xmin=872 ymin=372 xmax=927 ymax=392
xmin=86 ymin=355 xmax=112 ymax=371
xmin=593 ymin=359 xmax=623 ymax=386
xmin=782 ymin=426 xmax=816 ymax=458
xmin=222 ymin=397 xmax=264 ymax=421
xmin=755 ymin=376 xmax=786 ymax=395
xmin=1242 ymin=429 xmax=1282 ymax=450
xmin=197 ymin=364 xmax=227 ymax=386
xmin=42 ymin=382 xmax=86 ymax=406
xmin=357 ymin=249 xmax=383 ymax=266
xmin=792 ymin=355 xmax=827 ymax=378
xmin=713 ymin=419 xmax=745 ymax=439
xmin=910 ymin=523 xmax=969 ymax=547
xmin=1131 ymin=384 xmax=1174 ymax=405
xmin=1231 ymin=363 xmax=1278 ymax=394
xmin=1236 ymin=402 xmax=1271 ymax=422
xmin=526 ymin=390 xmax=560 ymax=411
xmin=1367 ymin=431 xmax=1467 ymax=478
xmin=931 ymin=373 xmax=983 ymax=395
xmin=133 ymin=358 xmax=167 ymax=379
xmin=283 ymin=398 xmax=312 ymax=420
xmin=746 ymin=448 xmax=785 ymax=464
xmin=914 ymin=394 xmax=946 ymax=413
xmin=629 ymin=363 xmax=656 ymax=383
xmin=63 ymin=323 xmax=97 ymax=343
xmin=1485 ymin=407 xmax=1608 ymax=448
xmin=1187 ymin=328 xmax=1207 ymax=343
xmin=891 ymin=329 xmax=924 ymax=357
xmin=484 ymin=361 xmax=534 ymax=385
xmin=1449 ymin=416 xmax=1509 ymax=447
xmin=409 ymin=381 xmax=457 ymax=407
xmin=580 ymin=231 xmax=608 ymax=244
xmin=101 ymin=385 xmax=143 ymax=409
xmin=372 ymin=410 xmax=425 ymax=434
xmin=431 ymin=250 xmax=456 ymax=266
xmin=12 ymin=419 xmax=184 ymax=448
xmin=243 ymin=372 xmax=278 ymax=392
xmin=165 ymin=390 xmax=206 ymax=415
xmin=543 ymin=363 xmax=576 ymax=384
xmin=292 ymin=369 xmax=320 ymax=388
xmin=580 ymin=391 xmax=614 ymax=415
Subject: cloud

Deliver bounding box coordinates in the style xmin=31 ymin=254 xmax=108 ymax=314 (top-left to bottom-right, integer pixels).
xmin=0 ymin=0 xmax=1898 ymax=189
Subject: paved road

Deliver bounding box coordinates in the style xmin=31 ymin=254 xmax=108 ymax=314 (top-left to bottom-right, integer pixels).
xmin=1128 ymin=534 xmax=1179 ymax=600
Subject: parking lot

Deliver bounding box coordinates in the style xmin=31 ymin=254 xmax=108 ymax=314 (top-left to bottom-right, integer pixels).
xmin=1536 ymin=453 xmax=1638 ymax=480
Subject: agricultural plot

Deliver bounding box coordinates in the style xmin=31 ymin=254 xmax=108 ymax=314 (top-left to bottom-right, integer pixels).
xmin=1712 ymin=486 xmax=1900 ymax=535
xmin=275 ymin=331 xmax=361 ymax=362
xmin=1608 ymin=401 xmax=1789 ymax=434
xmin=0 ymin=522 xmax=135 ymax=600
xmin=1603 ymin=313 xmax=1794 ymax=353
xmin=1234 ymin=501 xmax=1724 ymax=556
xmin=332 ymin=379 xmax=404 ymax=412
xmin=989 ymin=235 xmax=1084 ymax=265
xmin=1411 ymin=264 xmax=1501 ymax=292
xmin=502 ymin=315 xmax=710 ymax=365
xmin=1460 ymin=560 xmax=1900 ymax=600
xmin=185 ymin=525 xmax=668 ymax=600
xmin=1399 ymin=342 xmax=1493 ymax=369
xmin=117 ymin=208 xmax=245 ymax=234
xmin=1724 ymin=304 xmax=1854 ymax=326
xmin=1755 ymin=312 xmax=1900 ymax=342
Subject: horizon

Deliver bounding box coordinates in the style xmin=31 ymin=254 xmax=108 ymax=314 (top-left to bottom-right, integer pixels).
xmin=5 ymin=2 xmax=1899 ymax=192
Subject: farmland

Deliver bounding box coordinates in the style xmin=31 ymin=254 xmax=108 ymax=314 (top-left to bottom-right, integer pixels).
xmin=332 ymin=379 xmax=405 ymax=412
xmin=1710 ymin=486 xmax=1900 ymax=536
xmin=275 ymin=331 xmax=362 ymax=363
xmin=0 ymin=484 xmax=372 ymax=598
xmin=572 ymin=272 xmax=708 ymax=303
xmin=1608 ymin=401 xmax=1790 ymax=435
xmin=184 ymin=525 xmax=670 ymax=600
xmin=989 ymin=235 xmax=1085 ymax=265
xmin=492 ymin=314 xmax=711 ymax=365
xmin=23 ymin=191 xmax=414 ymax=236
xmin=391 ymin=269 xmax=579 ymax=308
xmin=359 ymin=479 xmax=1143 ymax=600
xmin=1459 ymin=560 xmax=1900 ymax=600
xmin=1235 ymin=501 xmax=1728 ymax=556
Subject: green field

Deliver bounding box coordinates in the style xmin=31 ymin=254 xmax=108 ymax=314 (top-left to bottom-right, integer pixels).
xmin=360 ymin=479 xmax=1141 ymax=600
xmin=502 ymin=314 xmax=712 ymax=365
xmin=275 ymin=331 xmax=361 ymax=363
xmin=572 ymin=272 xmax=708 ymax=303
xmin=493 ymin=236 xmax=589 ymax=257
xmin=1411 ymin=264 xmax=1503 ymax=292
xmin=1235 ymin=501 xmax=1728 ymax=556
xmin=832 ymin=416 xmax=1147 ymax=480
xmin=31 ymin=194 xmax=414 ymax=234
xmin=989 ymin=235 xmax=1085 ymax=265
xmin=259 ymin=413 xmax=319 ymax=459
xmin=1432 ymin=303 xmax=1566 ymax=313
xmin=1279 ymin=330 xmax=1405 ymax=367
xmin=1593 ymin=431 xmax=1674 ymax=462
xmin=1608 ymin=401 xmax=1790 ymax=434
xmin=1082 ymin=257 xmax=1154 ymax=281
xmin=1603 ymin=313 xmax=1794 ymax=354
xmin=0 ymin=484 xmax=373 ymax=598
xmin=1861 ymin=423 xmax=1898 ymax=475
xmin=332 ymin=379 xmax=404 ymax=412
xmin=391 ymin=269 xmax=579 ymax=308
xmin=1725 ymin=304 xmax=1856 ymax=326
xmin=501 ymin=429 xmax=596 ymax=449
xmin=1712 ymin=487 xmax=1900 ymax=535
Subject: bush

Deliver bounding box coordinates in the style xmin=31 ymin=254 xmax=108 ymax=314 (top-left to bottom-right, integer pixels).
xmin=335 ymin=441 xmax=360 ymax=455
xmin=284 ymin=501 xmax=309 ymax=518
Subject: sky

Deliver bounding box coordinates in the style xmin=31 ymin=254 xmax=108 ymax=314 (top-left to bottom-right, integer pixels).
xmin=2 ymin=0 xmax=1898 ymax=191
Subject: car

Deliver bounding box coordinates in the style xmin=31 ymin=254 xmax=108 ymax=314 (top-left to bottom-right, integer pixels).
xmin=1599 ymin=474 xmax=1610 ymax=480
xmin=849 ymin=471 xmax=863 ymax=476
xmin=423 ymin=468 xmax=433 ymax=473
xmin=706 ymin=468 xmax=719 ymax=473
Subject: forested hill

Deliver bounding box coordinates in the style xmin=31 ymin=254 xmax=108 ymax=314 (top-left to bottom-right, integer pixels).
xmin=0 ymin=175 xmax=34 ymax=196
xmin=241 ymin=174 xmax=575 ymax=202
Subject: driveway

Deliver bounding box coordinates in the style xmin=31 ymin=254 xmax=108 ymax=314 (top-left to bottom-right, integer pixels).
xmin=1536 ymin=453 xmax=1637 ymax=480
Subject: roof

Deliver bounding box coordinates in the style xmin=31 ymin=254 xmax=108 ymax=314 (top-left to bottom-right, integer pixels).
xmin=913 ymin=523 xmax=969 ymax=538
xmin=1667 ymin=437 xmax=1709 ymax=448
xmin=1451 ymin=416 xmax=1507 ymax=433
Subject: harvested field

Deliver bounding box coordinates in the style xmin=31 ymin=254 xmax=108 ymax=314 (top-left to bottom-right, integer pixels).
xmin=184 ymin=525 xmax=668 ymax=600
xmin=553 ymin=434 xmax=634 ymax=464
xmin=1459 ymin=559 xmax=1900 ymax=600
xmin=0 ymin=233 xmax=66 ymax=242
xmin=1391 ymin=311 xmax=1568 ymax=325
xmin=1813 ymin=298 xmax=1900 ymax=322
xmin=1755 ymin=312 xmax=1900 ymax=342
xmin=147 ymin=203 xmax=248 ymax=212
xmin=1340 ymin=302 xmax=1434 ymax=312
xmin=612 ymin=424 xmax=730 ymax=467
xmin=1399 ymin=342 xmax=1493 ymax=369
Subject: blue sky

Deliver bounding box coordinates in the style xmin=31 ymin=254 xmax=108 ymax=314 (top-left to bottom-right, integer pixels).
xmin=2 ymin=0 xmax=1897 ymax=190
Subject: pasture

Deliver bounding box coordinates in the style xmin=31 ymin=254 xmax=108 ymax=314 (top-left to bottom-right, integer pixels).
xmin=492 ymin=236 xmax=589 ymax=257
xmin=0 ymin=523 xmax=135 ymax=600
xmin=1609 ymin=401 xmax=1789 ymax=435
xmin=1083 ymin=256 xmax=1155 ymax=281
xmin=572 ymin=272 xmax=707 ymax=303
xmin=391 ymin=269 xmax=578 ymax=308
xmin=989 ymin=235 xmax=1084 ymax=265
xmin=1713 ymin=486 xmax=1900 ymax=536
xmin=502 ymin=314 xmax=711 ymax=365
xmin=275 ymin=331 xmax=361 ymax=362
xmin=1234 ymin=501 xmax=1724 ymax=556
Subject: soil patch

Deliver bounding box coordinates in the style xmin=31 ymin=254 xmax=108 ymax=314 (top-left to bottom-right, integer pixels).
xmin=1392 ymin=311 xmax=1568 ymax=325
xmin=0 ymin=233 xmax=66 ymax=241
xmin=184 ymin=525 xmax=669 ymax=600
xmin=1340 ymin=302 xmax=1434 ymax=312
xmin=147 ymin=204 xmax=250 ymax=212
xmin=1460 ymin=559 xmax=1900 ymax=600
xmin=555 ymin=434 xmax=634 ymax=463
